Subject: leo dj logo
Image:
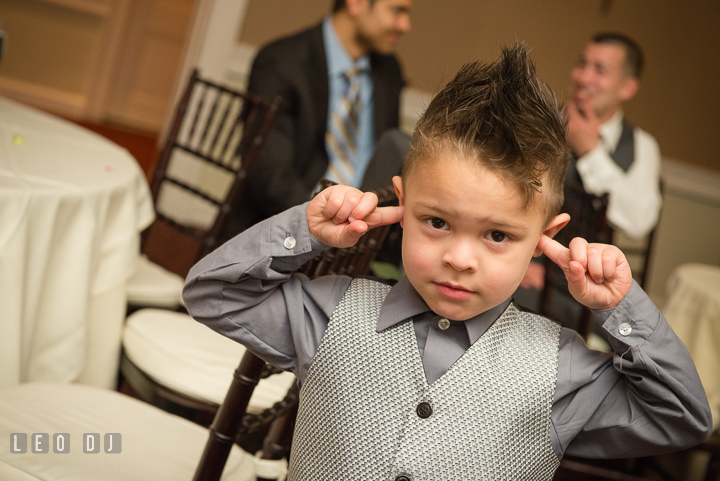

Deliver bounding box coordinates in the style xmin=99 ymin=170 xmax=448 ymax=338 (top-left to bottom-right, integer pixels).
xmin=10 ymin=433 xmax=122 ymax=454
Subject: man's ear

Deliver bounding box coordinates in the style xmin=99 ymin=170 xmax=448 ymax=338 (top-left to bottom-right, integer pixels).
xmin=392 ymin=175 xmax=405 ymax=227
xmin=345 ymin=0 xmax=370 ymax=16
xmin=534 ymin=213 xmax=570 ymax=257
xmin=618 ymin=76 xmax=639 ymax=102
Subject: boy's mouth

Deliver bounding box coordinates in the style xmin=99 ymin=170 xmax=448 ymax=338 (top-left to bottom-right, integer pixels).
xmin=434 ymin=282 xmax=473 ymax=300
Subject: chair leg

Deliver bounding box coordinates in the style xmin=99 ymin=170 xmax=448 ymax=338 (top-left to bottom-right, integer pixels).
xmin=257 ymin=384 xmax=299 ymax=481
xmin=705 ymin=453 xmax=720 ymax=481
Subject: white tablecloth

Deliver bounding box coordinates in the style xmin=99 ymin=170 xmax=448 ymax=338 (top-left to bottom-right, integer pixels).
xmin=0 ymin=96 xmax=154 ymax=389
xmin=663 ymin=263 xmax=720 ymax=430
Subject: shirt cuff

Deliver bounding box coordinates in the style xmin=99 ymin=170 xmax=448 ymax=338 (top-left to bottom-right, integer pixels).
xmin=575 ymin=146 xmax=623 ymax=196
xmin=268 ymin=202 xmax=330 ymax=271
xmin=593 ymin=280 xmax=660 ymax=348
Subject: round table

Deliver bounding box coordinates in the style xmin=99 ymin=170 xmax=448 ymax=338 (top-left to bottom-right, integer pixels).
xmin=663 ymin=263 xmax=720 ymax=430
xmin=0 ymin=96 xmax=154 ymax=389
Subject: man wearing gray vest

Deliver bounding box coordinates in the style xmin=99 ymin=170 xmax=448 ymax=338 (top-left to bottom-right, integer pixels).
xmin=519 ymin=33 xmax=662 ymax=297
xmin=566 ymin=32 xmax=662 ymax=240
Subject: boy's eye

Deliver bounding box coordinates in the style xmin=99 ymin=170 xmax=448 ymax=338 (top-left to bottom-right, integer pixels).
xmin=489 ymin=231 xmax=508 ymax=243
xmin=428 ymin=217 xmax=447 ymax=230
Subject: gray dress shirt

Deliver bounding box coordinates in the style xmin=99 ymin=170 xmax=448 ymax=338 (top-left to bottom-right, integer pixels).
xmin=183 ymin=203 xmax=711 ymax=460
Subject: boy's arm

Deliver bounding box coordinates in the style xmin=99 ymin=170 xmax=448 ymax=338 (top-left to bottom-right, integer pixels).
xmin=183 ymin=186 xmax=403 ymax=378
xmin=541 ymin=236 xmax=713 ymax=458
xmin=182 ymin=203 xmax=347 ymax=376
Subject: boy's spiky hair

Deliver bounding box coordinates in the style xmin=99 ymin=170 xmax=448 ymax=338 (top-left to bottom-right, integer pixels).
xmin=404 ymin=43 xmax=570 ymax=224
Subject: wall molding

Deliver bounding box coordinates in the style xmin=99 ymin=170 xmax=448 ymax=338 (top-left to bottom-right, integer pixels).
xmin=34 ymin=0 xmax=112 ymax=17
xmin=0 ymin=76 xmax=86 ymax=118
xmin=661 ymin=158 xmax=720 ymax=207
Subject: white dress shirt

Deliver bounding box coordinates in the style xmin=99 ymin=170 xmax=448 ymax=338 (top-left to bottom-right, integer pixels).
xmin=575 ymin=110 xmax=662 ymax=239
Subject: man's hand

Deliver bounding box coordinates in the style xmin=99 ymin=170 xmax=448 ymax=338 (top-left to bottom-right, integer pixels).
xmin=307 ymin=185 xmax=404 ymax=248
xmin=566 ymin=97 xmax=601 ymax=157
xmin=538 ymin=235 xmax=632 ymax=310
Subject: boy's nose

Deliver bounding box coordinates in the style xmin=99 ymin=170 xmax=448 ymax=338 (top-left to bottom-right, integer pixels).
xmin=442 ymin=242 xmax=478 ymax=272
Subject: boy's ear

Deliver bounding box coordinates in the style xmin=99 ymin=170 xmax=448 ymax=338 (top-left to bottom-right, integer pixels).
xmin=392 ymin=175 xmax=405 ymax=227
xmin=534 ymin=213 xmax=570 ymax=257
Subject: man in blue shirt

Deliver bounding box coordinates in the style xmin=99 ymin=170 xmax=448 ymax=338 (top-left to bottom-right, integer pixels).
xmin=226 ymin=0 xmax=412 ymax=237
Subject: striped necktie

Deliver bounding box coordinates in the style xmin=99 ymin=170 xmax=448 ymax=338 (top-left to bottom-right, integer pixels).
xmin=325 ymin=67 xmax=362 ymax=186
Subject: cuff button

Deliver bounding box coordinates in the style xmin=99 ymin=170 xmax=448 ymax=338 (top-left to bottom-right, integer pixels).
xmin=283 ymin=236 xmax=296 ymax=249
xmin=619 ymin=322 xmax=632 ymax=336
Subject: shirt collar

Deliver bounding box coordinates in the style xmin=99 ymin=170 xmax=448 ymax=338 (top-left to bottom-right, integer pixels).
xmin=376 ymin=276 xmax=513 ymax=344
xmin=599 ymin=109 xmax=624 ymax=152
xmin=323 ymin=16 xmax=370 ymax=78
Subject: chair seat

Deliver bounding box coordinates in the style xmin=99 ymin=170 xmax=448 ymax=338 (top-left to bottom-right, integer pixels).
xmin=126 ymin=256 xmax=185 ymax=308
xmin=123 ymin=309 xmax=296 ymax=407
xmin=0 ymin=383 xmax=257 ymax=481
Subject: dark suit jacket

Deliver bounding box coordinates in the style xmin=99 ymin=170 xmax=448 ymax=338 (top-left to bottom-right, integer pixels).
xmin=228 ymin=22 xmax=405 ymax=236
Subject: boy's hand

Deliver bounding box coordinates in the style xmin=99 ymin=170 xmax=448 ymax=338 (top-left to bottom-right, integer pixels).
xmin=538 ymin=235 xmax=632 ymax=310
xmin=307 ymin=185 xmax=404 ymax=248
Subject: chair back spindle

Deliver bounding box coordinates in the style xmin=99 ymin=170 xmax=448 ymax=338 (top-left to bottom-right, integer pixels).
xmin=143 ymin=69 xmax=281 ymax=277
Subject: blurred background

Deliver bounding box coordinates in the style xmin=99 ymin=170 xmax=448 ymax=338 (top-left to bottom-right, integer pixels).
xmin=0 ymin=0 xmax=718 ymax=311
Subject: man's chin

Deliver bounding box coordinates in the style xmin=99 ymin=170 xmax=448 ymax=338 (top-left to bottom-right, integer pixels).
xmin=370 ymin=38 xmax=399 ymax=55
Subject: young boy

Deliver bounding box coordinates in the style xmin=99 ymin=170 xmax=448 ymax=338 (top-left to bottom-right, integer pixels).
xmin=183 ymin=45 xmax=711 ymax=480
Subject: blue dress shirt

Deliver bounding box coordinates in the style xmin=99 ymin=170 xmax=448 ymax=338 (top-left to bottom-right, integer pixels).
xmin=322 ymin=16 xmax=375 ymax=188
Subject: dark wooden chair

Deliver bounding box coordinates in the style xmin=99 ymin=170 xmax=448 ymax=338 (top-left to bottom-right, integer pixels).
xmin=193 ymin=352 xmax=299 ymax=481
xmin=540 ymin=181 xmax=612 ymax=338
xmin=126 ymin=68 xmax=281 ymax=309
xmin=612 ymin=180 xmax=664 ymax=290
xmin=553 ymin=458 xmax=656 ymax=481
xmin=689 ymin=431 xmax=720 ymax=481
xmin=191 ymin=185 xmax=399 ymax=480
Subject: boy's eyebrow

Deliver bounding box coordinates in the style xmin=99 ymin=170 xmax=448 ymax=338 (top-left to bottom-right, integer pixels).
xmin=415 ymin=202 xmax=528 ymax=230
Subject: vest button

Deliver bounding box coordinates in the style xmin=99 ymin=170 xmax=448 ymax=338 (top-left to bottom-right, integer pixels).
xmin=416 ymin=402 xmax=432 ymax=418
xmin=395 ymin=476 xmax=411 ymax=481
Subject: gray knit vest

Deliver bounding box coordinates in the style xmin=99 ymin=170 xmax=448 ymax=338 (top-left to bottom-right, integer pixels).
xmin=289 ymin=278 xmax=561 ymax=481
xmin=567 ymin=120 xmax=636 ymax=184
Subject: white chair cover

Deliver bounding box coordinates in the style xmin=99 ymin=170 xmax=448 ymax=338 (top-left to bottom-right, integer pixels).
xmin=123 ymin=309 xmax=296 ymax=408
xmin=126 ymin=256 xmax=185 ymax=308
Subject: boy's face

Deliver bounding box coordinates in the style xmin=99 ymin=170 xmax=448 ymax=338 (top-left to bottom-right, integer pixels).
xmin=393 ymin=154 xmax=567 ymax=321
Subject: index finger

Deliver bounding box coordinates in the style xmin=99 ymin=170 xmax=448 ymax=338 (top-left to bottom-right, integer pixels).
xmin=347 ymin=192 xmax=379 ymax=223
xmin=363 ymin=205 xmax=404 ymax=229
xmin=538 ymin=234 xmax=571 ymax=271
